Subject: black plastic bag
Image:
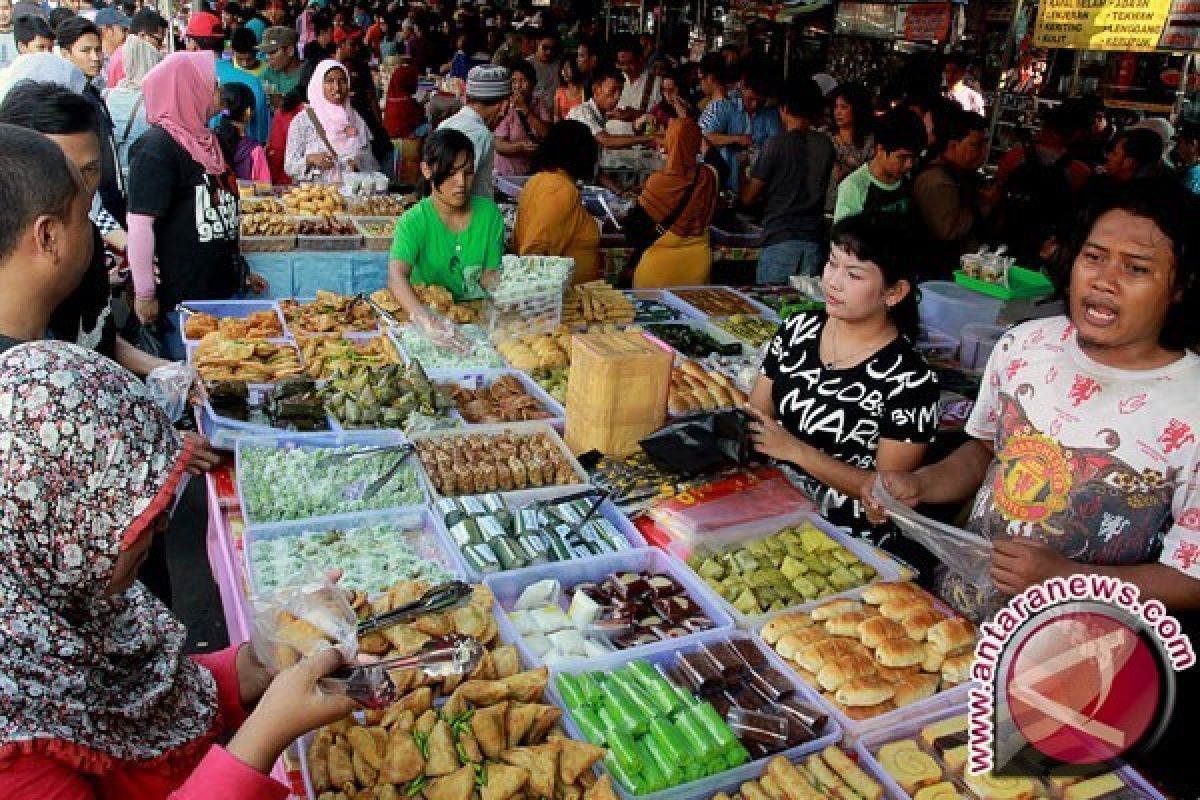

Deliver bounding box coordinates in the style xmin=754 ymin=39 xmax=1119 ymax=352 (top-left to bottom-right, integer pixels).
xmin=639 ymin=409 xmax=756 ymax=477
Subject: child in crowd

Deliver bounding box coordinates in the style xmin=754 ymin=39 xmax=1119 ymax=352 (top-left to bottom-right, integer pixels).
xmin=214 ymin=81 xmax=271 ymax=183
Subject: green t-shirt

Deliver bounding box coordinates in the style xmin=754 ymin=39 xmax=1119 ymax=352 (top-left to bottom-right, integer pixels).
xmin=389 ymin=196 xmax=506 ymax=301
xmin=260 ymin=63 xmax=306 ymax=98
xmin=833 ymin=162 xmax=911 ymax=223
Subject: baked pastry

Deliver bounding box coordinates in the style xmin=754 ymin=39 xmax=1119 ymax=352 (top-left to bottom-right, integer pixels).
xmin=943 ymin=744 xmax=969 ymax=774
xmin=877 ymin=739 xmax=942 ymax=794
xmin=796 ymin=637 xmax=868 ymax=673
xmin=823 ymin=745 xmax=884 ymax=800
xmin=761 ymin=611 xmax=813 ymax=644
xmin=816 ymin=652 xmax=877 ymax=691
xmin=963 ymin=772 xmax=1036 ymax=800
xmin=1063 ymin=773 xmax=1128 ymax=800
xmin=858 ymin=616 xmax=907 ymax=649
xmin=876 ymin=663 xmax=921 ymax=683
xmin=811 ymin=598 xmax=863 ymax=621
xmin=922 ymin=642 xmax=946 ymax=673
xmin=913 ymin=782 xmax=962 ymax=799
xmin=834 ymin=676 xmax=895 ymax=707
xmin=825 ymin=610 xmax=869 ymax=637
xmin=941 ymin=651 xmax=973 ymax=685
xmin=776 ymin=627 xmax=829 ymax=660
xmin=892 ymin=673 xmax=941 ymax=707
xmin=928 ymin=617 xmax=976 ymax=654
xmin=829 ymin=695 xmax=896 ymax=720
xmin=861 ymin=580 xmax=925 ymax=605
xmin=920 ymin=715 xmax=968 ymax=754
xmin=879 ymin=594 xmax=933 ymax=621
xmin=902 ymin=608 xmax=948 ymax=641
xmin=793 ymin=666 xmax=819 ymax=686
xmin=876 ymin=637 xmax=926 ymax=668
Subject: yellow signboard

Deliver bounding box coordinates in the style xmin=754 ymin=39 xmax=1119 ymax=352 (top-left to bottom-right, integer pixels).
xmin=1033 ymin=0 xmax=1173 ymax=52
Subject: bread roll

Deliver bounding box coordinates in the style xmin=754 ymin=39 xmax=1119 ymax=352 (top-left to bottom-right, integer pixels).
xmin=825 ymin=611 xmax=869 ymax=638
xmin=811 ymin=598 xmax=863 ymax=621
xmin=861 ymin=581 xmax=924 ymax=606
xmin=921 ymin=642 xmax=946 ymax=673
xmin=796 ymin=637 xmax=868 ymax=674
xmin=902 ymin=609 xmax=948 ymax=642
xmin=761 ymin=611 xmax=813 ymax=645
xmin=858 ymin=616 xmax=906 ymax=649
xmin=816 ymin=652 xmax=877 ymax=692
xmin=834 ymin=676 xmax=895 ymax=707
xmin=823 ymin=745 xmax=885 ymax=800
xmin=893 ymin=673 xmax=941 ymax=707
xmin=875 ymin=637 xmax=926 ymax=668
xmin=928 ymin=617 xmax=976 ymax=655
xmin=941 ymin=652 xmax=973 ymax=686
xmin=879 ymin=595 xmax=933 ymax=621
xmin=832 ymin=696 xmax=897 ymax=720
xmin=876 ymin=663 xmax=921 ymax=683
xmin=776 ymin=627 xmax=829 ymax=660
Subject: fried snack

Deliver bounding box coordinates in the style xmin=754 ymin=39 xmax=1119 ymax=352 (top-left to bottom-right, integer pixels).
xmin=423 ymin=764 xmax=475 ymax=800
xmin=669 ymin=359 xmax=748 ymax=414
xmin=440 ymin=374 xmax=557 ymax=423
xmin=672 ymin=287 xmax=761 ymax=316
xmin=183 ymin=312 xmax=218 ymax=339
xmin=294 ymin=213 xmax=359 ymax=236
xmin=298 ymin=334 xmax=400 ymax=378
xmin=191 ymin=333 xmax=302 ymax=382
xmin=415 ymin=431 xmax=578 ymax=496
xmin=346 ymin=194 xmax=411 ymax=216
xmin=494 ymin=326 xmax=572 ymax=372
xmin=561 ymin=281 xmax=636 ymax=328
xmin=369 ymin=285 xmax=481 ymax=324
xmin=239 ymin=211 xmax=295 ymax=236
xmin=239 ymin=196 xmax=284 ymax=214
xmin=281 ymin=183 xmax=345 ymax=214
xmin=500 ymin=743 xmax=559 ymax=800
xmin=481 ymin=763 xmax=529 ymax=800
xmin=281 ymin=292 xmax=378 ymax=335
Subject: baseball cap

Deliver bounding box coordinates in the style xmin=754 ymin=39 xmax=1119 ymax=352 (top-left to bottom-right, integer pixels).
xmin=257 ymin=25 xmax=298 ymax=53
xmin=94 ymin=7 xmax=131 ymax=28
xmin=185 ymin=11 xmax=223 ymax=39
xmin=332 ymin=25 xmax=364 ymax=45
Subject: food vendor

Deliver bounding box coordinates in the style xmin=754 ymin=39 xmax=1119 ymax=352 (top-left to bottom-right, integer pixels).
xmin=0 ymin=342 xmax=359 ymax=800
xmin=514 ymin=120 xmax=601 ymax=285
xmin=867 ymin=178 xmax=1200 ymax=620
xmin=386 ymin=128 xmax=505 ymax=323
xmin=745 ymin=212 xmax=940 ymax=568
xmin=284 ymin=59 xmax=379 ymax=183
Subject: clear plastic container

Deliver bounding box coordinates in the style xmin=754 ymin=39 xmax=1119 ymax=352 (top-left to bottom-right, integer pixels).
xmin=641 ymin=320 xmax=747 ymax=360
xmin=670 ymin=511 xmax=906 ymax=630
xmin=959 ymin=323 xmax=1007 ymax=371
xmin=199 ymin=396 xmax=336 ymax=451
xmin=350 ymin=216 xmax=396 ymax=252
xmin=244 ymin=508 xmax=462 ymax=597
xmin=292 ymin=216 xmax=363 ymax=251
xmin=180 ymin=299 xmax=287 ymax=344
xmin=916 ymin=326 xmax=961 ymax=363
xmin=918 ymin=281 xmax=1003 ymax=338
xmin=239 ymin=234 xmax=296 ymax=253
xmin=625 ymin=289 xmax=706 ymax=324
xmin=546 ymin=628 xmax=843 ymax=800
xmin=665 ymin=286 xmax=778 ymax=321
xmin=428 ymin=368 xmax=566 ymax=429
xmin=484 ymin=547 xmax=733 ymax=668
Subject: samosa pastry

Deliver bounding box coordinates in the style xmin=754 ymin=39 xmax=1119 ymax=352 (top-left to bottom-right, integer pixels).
xmin=414 ymin=611 xmax=455 ymax=637
xmin=457 ymin=728 xmax=484 ymax=763
xmin=526 ymin=705 xmax=562 ymax=745
xmin=470 ymin=584 xmax=495 ymax=610
xmin=560 ymin=787 xmax=583 ymax=800
xmin=382 ymin=625 xmax=429 ymax=657
xmin=424 ymin=719 xmax=460 ymax=776
xmin=327 ymin=741 xmax=355 ymax=787
xmin=582 ymin=772 xmax=619 ymax=800
xmin=501 ymin=744 xmax=559 ymax=800
xmin=307 ymin=733 xmax=332 ymax=792
xmin=506 ymin=703 xmax=541 ymax=749
xmin=502 ymin=667 xmax=549 ymax=702
xmin=440 ymin=691 xmax=468 ymax=721
xmin=395 ymin=687 xmax=433 ymax=716
xmin=345 ymin=726 xmax=382 ymax=770
xmin=380 ymin=726 xmax=424 ymax=784
xmin=491 ymin=646 xmax=520 ymax=680
xmin=415 ymin=708 xmax=439 ymax=736
xmin=558 ymin=740 xmax=606 ymax=785
xmin=452 ymin=604 xmax=488 ymax=638
xmin=388 ymin=580 xmax=429 ymax=609
xmin=358 ymin=632 xmax=390 ymax=655
xmin=423 ymin=764 xmax=475 ymax=800
xmin=352 ymin=748 xmax=377 ymax=786
xmin=481 ymin=764 xmax=530 ymax=800
xmin=471 ymin=650 xmax=497 ymax=681
xmin=376 ymin=785 xmax=400 ymax=800
xmin=470 ymin=701 xmax=509 ymax=760
xmin=381 ymin=705 xmax=414 ymax=732
xmin=457 ymin=679 xmax=511 ymax=707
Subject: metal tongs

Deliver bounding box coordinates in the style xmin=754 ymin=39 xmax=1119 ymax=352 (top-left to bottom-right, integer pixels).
xmin=526 ymin=488 xmax=609 ymax=535
xmin=362 ymin=293 xmax=406 ymax=331
xmin=364 ymin=292 xmax=472 ymax=355
xmin=330 ymin=441 xmax=419 ymax=502
xmin=319 ymin=633 xmax=485 ymax=708
xmin=356 ymin=580 xmax=473 ymax=636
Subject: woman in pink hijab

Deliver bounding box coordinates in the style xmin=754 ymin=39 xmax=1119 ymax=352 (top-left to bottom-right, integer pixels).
xmin=284 ymin=58 xmax=379 ymax=183
xmin=125 ymin=51 xmax=247 ymax=358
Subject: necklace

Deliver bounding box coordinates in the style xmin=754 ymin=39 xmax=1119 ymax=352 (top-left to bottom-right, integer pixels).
xmin=822 ymin=318 xmax=895 ymax=370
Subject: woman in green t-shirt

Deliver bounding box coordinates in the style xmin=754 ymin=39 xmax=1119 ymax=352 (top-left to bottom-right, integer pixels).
xmin=387 ymin=129 xmax=506 ymax=324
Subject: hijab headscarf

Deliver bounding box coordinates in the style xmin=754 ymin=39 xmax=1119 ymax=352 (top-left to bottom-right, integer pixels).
xmin=638 ymin=117 xmax=718 ymax=238
xmin=307 ymin=59 xmax=361 ymax=157
xmin=0 ymin=342 xmax=216 ymax=773
xmin=384 ymin=64 xmax=423 ymax=139
xmin=0 ymin=53 xmax=86 ymax=102
xmin=118 ymin=34 xmax=163 ymax=90
xmin=142 ymin=51 xmax=227 ymax=175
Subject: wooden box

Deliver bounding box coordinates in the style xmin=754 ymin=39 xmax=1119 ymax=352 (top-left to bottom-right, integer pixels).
xmin=564 ymin=331 xmax=673 ymax=457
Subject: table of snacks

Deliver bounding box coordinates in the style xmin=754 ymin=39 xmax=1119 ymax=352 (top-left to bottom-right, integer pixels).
xmin=190 ymin=277 xmax=1161 ymax=800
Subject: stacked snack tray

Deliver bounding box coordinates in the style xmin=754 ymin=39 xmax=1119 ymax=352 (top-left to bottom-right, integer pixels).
xmin=235 ymin=430 xmax=427 ymax=527
xmin=562 ymin=282 xmax=637 ymax=329
xmin=855 ymin=704 xmax=1166 ymax=800
xmin=432 ymin=369 xmax=565 ymax=427
xmin=642 ymin=321 xmax=744 ymax=360
xmin=486 ymin=548 xmax=732 ymax=668
xmin=391 ymin=323 xmax=507 ymax=370
xmin=705 ymin=747 xmax=890 ymax=800
xmin=291 ymin=214 xmax=363 ymax=251
xmin=280 ymin=293 xmax=379 ymax=336
xmin=435 ymin=490 xmax=644 ymax=579
xmin=201 ymin=380 xmax=334 ymax=450
xmin=677 ymin=512 xmax=902 ymax=629
xmin=181 ymin=299 xmax=287 ymax=344
xmin=550 ymin=629 xmax=842 ymax=800
xmin=352 ymin=216 xmax=397 ymax=251
xmin=666 ymin=287 xmax=775 ymax=320
xmin=709 ymin=315 xmax=779 ymax=349
xmin=757 ymin=580 xmax=976 ymax=736
xmin=488 ymin=255 xmax=574 ymax=339
xmin=245 ymin=508 xmax=461 ymax=596
xmin=410 ymin=423 xmax=589 ymax=503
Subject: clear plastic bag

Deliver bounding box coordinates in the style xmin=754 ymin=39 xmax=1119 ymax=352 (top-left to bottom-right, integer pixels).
xmin=250 ymin=571 xmax=359 ymax=672
xmin=411 ymin=308 xmax=472 ymax=354
xmin=145 ymin=362 xmax=197 ymax=422
xmin=646 ymin=467 xmax=815 ymax=540
xmin=870 ymin=475 xmax=993 ymax=587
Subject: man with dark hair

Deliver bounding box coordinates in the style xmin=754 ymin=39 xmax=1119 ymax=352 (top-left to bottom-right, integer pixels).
xmin=258 ymin=24 xmax=306 ymax=105
xmin=834 ymin=108 xmax=926 ymax=223
xmin=740 ymin=78 xmax=834 ymax=283
xmin=698 ymin=61 xmax=780 ymax=191
xmin=1105 ymin=127 xmax=1165 ymax=183
xmin=230 ymin=24 xmax=264 ymax=75
xmin=105 ymin=7 xmax=165 ymax=87
xmin=608 ymin=35 xmax=660 ymax=136
xmin=14 ymin=13 xmax=54 ymax=53
xmin=93 ymin=5 xmax=128 ymax=86
xmin=303 ymin=9 xmax=334 ymax=64
xmin=574 ymin=35 xmax=599 ymax=97
xmin=567 ymin=65 xmax=657 ymax=152
xmin=912 ymin=108 xmax=988 ymax=278
xmin=527 ymin=27 xmax=558 ymax=118
xmin=47 ymin=6 xmax=74 ymax=33
xmin=189 ymin=11 xmax=271 ymax=145
xmin=438 ymin=65 xmax=511 ymax=199
xmin=943 ymin=51 xmax=984 ymax=114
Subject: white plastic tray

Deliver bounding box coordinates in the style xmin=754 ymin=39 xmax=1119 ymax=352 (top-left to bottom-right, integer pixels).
xmin=180 ymin=299 xmax=287 ymax=344
xmin=663 ymin=286 xmax=779 ymax=322
xmin=429 ymin=368 xmax=566 ymax=430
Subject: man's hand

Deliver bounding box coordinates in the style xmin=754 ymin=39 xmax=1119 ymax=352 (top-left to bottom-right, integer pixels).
xmin=181 ymin=431 xmax=222 ymax=475
xmin=247 ymin=272 xmax=269 ymax=294
xmin=863 ymin=471 xmax=923 ymax=525
xmin=134 ymin=296 xmax=159 ymax=326
xmin=991 ymin=538 xmax=1071 ymax=595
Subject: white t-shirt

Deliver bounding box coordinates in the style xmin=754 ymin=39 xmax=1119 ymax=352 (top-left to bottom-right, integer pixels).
xmin=939 ymin=315 xmax=1200 ymax=617
xmin=567 ymin=99 xmax=607 ymax=137
xmin=947 ymin=82 xmax=985 ymax=115
xmin=605 ymin=70 xmax=661 ymax=136
xmin=0 ymin=33 xmax=16 ymax=71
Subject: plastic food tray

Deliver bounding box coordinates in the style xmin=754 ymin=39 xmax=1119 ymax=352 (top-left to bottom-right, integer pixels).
xmin=854 ymin=702 xmax=1166 ymax=800
xmin=199 ymin=395 xmax=336 ymax=451
xmin=668 ymin=510 xmax=906 ymax=630
xmin=642 ymin=320 xmax=747 ymax=359
xmin=625 ymin=289 xmax=708 ymax=323
xmin=664 ymin=286 xmax=778 ymax=321
xmin=180 ymin=299 xmax=288 ymax=344
xmin=916 ymin=327 xmax=961 ymax=363
xmin=408 ymin=422 xmax=590 ymax=504
xmin=546 ymin=628 xmax=843 ymax=800
xmin=239 ymin=233 xmax=296 ymax=253
xmin=954 ymin=266 xmax=1054 ymax=301
xmin=243 ymin=508 xmax=462 ymax=597
xmin=185 ymin=338 xmax=305 ymax=386
xmin=350 ymin=216 xmax=396 ymax=252
xmin=291 ymin=216 xmax=363 ymax=251
xmin=485 ymin=547 xmax=733 ymax=669
xmin=282 ymin=298 xmax=382 ymax=337
xmin=429 ymin=368 xmax=566 ymax=430
xmin=234 ymin=430 xmax=427 ymax=528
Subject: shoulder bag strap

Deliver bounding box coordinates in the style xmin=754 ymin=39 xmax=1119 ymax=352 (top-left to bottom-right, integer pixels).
xmin=121 ymin=95 xmax=144 ymax=146
xmin=637 ymin=73 xmax=656 ymax=112
xmin=654 ymin=166 xmax=708 ymax=237
xmin=305 ymin=107 xmax=340 ymax=159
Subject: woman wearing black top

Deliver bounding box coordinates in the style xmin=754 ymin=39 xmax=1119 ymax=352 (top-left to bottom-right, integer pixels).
xmin=745 ymin=213 xmax=939 ymax=560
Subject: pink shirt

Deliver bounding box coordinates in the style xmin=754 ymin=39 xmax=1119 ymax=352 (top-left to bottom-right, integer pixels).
xmin=0 ymin=647 xmax=288 ymax=800
xmin=106 ymin=47 xmax=125 ymax=89
xmin=493 ymin=97 xmax=548 ymax=177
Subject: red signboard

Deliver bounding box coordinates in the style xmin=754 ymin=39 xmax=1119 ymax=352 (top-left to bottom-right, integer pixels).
xmin=903 ymin=2 xmax=953 ymax=41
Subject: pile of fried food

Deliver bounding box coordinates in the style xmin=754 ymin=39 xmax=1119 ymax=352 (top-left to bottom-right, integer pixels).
xmin=281 ymin=292 xmax=378 ymax=334
xmin=307 ymin=580 xmax=619 ymax=800
xmin=713 ymin=750 xmax=883 ymax=800
xmin=184 ymin=309 xmax=283 ymax=340
xmin=441 ymin=375 xmax=557 ymax=424
xmin=668 ymin=360 xmax=749 ymax=415
xmin=370 ymin=287 xmax=481 ymax=325
xmin=283 ymin=184 xmax=346 ymax=214
xmin=240 ymin=197 xmax=285 ymax=214
xmin=494 ymin=328 xmax=572 ymax=372
xmin=296 ymin=215 xmax=360 ymax=236
xmin=240 ymin=212 xmax=296 ymax=237
xmin=561 ymin=282 xmax=635 ymax=328
xmin=191 ymin=334 xmax=303 ymax=382
xmin=347 ymin=195 xmax=411 ymax=216
xmin=299 ymin=334 xmax=401 ymax=379
xmin=415 ymin=431 xmax=578 ymax=496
